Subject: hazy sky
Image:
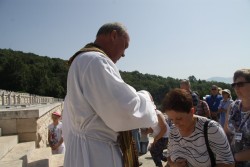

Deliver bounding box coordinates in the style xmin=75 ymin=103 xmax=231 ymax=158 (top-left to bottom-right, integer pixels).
xmin=0 ymin=0 xmax=249 ymax=80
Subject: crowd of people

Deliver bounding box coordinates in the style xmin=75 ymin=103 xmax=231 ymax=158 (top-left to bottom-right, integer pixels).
xmin=46 ymin=22 xmax=250 ymax=167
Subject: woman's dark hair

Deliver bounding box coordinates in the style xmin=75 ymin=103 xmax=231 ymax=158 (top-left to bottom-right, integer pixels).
xmin=161 ymin=88 xmax=193 ymax=113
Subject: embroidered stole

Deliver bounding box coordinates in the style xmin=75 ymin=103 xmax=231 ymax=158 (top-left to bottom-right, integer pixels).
xmin=68 ymin=43 xmax=107 ymax=65
xmin=118 ymin=131 xmax=140 ymax=167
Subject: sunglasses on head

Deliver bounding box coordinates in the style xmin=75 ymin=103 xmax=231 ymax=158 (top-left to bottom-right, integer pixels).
xmin=231 ymin=81 xmax=250 ymax=88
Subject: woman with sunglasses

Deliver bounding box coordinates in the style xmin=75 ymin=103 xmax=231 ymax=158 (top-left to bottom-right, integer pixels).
xmin=225 ymin=69 xmax=250 ymax=167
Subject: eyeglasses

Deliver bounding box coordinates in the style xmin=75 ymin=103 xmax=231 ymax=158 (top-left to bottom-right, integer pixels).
xmin=211 ymin=88 xmax=217 ymax=90
xmin=231 ymin=81 xmax=250 ymax=88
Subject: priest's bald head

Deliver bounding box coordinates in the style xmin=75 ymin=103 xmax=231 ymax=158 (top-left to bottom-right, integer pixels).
xmin=94 ymin=22 xmax=130 ymax=63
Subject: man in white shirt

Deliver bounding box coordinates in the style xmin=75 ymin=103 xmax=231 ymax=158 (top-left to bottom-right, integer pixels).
xmin=62 ymin=22 xmax=158 ymax=167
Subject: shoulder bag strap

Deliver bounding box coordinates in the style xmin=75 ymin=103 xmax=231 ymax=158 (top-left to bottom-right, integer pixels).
xmin=204 ymin=120 xmax=216 ymax=167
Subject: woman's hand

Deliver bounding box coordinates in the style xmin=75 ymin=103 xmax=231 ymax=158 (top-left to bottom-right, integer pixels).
xmin=174 ymin=158 xmax=188 ymax=167
xmin=168 ymin=158 xmax=188 ymax=167
xmin=51 ymin=143 xmax=59 ymax=150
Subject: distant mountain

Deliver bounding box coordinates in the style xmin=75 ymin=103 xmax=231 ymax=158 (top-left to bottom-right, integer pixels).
xmin=206 ymin=77 xmax=233 ymax=84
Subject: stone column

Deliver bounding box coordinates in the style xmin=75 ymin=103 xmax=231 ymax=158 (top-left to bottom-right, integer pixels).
xmin=7 ymin=92 xmax=11 ymax=105
xmin=29 ymin=94 xmax=32 ymax=104
xmin=1 ymin=92 xmax=4 ymax=105
xmin=17 ymin=94 xmax=21 ymax=104
xmin=13 ymin=94 xmax=16 ymax=105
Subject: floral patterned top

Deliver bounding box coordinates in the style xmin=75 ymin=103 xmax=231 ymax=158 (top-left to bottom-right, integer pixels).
xmin=196 ymin=100 xmax=211 ymax=118
xmin=228 ymin=100 xmax=250 ymax=167
xmin=48 ymin=122 xmax=64 ymax=147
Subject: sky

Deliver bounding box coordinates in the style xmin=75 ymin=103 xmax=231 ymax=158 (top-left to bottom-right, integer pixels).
xmin=0 ymin=0 xmax=250 ymax=81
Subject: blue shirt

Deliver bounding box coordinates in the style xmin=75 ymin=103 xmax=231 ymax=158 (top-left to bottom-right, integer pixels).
xmin=205 ymin=94 xmax=222 ymax=112
xmin=191 ymin=92 xmax=199 ymax=107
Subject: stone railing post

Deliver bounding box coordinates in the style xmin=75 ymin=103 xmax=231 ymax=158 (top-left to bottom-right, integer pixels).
xmin=29 ymin=94 xmax=32 ymax=104
xmin=17 ymin=94 xmax=21 ymax=104
xmin=31 ymin=95 xmax=34 ymax=104
xmin=7 ymin=93 xmax=11 ymax=105
xmin=24 ymin=94 xmax=27 ymax=104
xmin=22 ymin=94 xmax=24 ymax=104
xmin=13 ymin=94 xmax=16 ymax=105
xmin=1 ymin=92 xmax=4 ymax=105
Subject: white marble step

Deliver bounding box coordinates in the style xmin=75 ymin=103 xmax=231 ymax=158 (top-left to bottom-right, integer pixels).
xmin=0 ymin=159 xmax=23 ymax=167
xmin=0 ymin=135 xmax=18 ymax=159
xmin=49 ymin=154 xmax=64 ymax=167
xmin=27 ymin=147 xmax=52 ymax=167
xmin=1 ymin=141 xmax=35 ymax=167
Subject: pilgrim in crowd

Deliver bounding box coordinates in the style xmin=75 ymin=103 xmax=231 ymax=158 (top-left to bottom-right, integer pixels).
xmin=224 ymin=69 xmax=250 ymax=167
xmin=162 ymin=88 xmax=234 ymax=167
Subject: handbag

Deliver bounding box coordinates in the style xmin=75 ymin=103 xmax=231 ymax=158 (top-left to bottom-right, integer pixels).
xmin=204 ymin=120 xmax=216 ymax=167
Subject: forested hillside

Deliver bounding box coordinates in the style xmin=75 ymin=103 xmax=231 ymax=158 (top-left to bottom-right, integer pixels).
xmin=0 ymin=49 xmax=68 ymax=98
xmin=0 ymin=49 xmax=235 ymax=105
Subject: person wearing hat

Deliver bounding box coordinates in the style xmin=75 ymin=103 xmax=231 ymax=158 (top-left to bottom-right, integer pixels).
xmin=218 ymin=89 xmax=233 ymax=128
xmin=48 ymin=111 xmax=65 ymax=154
xmin=218 ymin=87 xmax=223 ymax=95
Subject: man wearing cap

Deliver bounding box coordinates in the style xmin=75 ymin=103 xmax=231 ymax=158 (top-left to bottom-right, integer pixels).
xmin=62 ymin=22 xmax=158 ymax=167
xmin=218 ymin=89 xmax=233 ymax=128
xmin=205 ymin=85 xmax=223 ymax=121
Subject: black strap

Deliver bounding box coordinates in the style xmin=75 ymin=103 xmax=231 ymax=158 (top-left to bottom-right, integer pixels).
xmin=204 ymin=120 xmax=216 ymax=167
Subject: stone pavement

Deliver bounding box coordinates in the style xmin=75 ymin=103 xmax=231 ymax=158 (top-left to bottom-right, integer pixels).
xmin=138 ymin=136 xmax=168 ymax=167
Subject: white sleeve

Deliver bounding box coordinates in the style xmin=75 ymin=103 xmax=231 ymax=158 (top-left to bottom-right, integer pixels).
xmin=82 ymin=57 xmax=158 ymax=132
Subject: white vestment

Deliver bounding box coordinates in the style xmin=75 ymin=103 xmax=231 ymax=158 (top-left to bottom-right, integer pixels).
xmin=62 ymin=51 xmax=158 ymax=167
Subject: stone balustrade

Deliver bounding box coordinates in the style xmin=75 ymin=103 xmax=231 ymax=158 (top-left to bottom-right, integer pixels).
xmin=0 ymin=89 xmax=64 ymax=148
xmin=0 ymin=102 xmax=64 ymax=148
xmin=0 ymin=89 xmax=63 ymax=106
